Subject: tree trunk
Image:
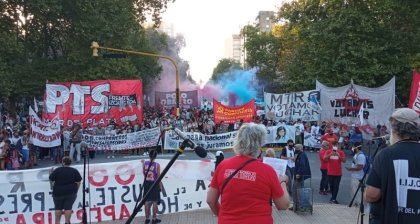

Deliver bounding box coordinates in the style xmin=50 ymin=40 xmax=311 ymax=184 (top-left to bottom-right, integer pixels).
xmin=8 ymin=96 xmax=17 ymax=121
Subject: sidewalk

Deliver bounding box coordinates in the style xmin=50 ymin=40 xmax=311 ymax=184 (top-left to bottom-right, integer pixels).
xmin=101 ymin=203 xmax=368 ymax=224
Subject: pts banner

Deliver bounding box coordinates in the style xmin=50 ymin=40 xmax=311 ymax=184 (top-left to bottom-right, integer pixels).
xmin=155 ymin=91 xmax=199 ymax=109
xmin=213 ymin=99 xmax=255 ymax=124
xmin=43 ymin=80 xmax=143 ymax=127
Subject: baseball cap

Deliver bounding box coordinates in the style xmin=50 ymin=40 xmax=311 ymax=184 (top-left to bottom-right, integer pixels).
xmin=216 ymin=151 xmax=224 ymax=156
xmin=391 ymin=108 xmax=420 ymax=126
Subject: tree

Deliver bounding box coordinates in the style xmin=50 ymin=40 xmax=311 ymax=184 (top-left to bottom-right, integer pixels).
xmin=211 ymin=58 xmax=242 ymax=81
xmin=0 ymin=0 xmax=175 ymax=115
xmin=276 ymin=0 xmax=420 ymax=103
xmin=241 ymin=25 xmax=282 ymax=88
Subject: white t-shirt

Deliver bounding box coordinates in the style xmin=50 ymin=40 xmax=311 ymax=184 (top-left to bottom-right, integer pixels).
xmin=352 ymin=152 xmax=366 ymax=180
xmin=311 ymin=125 xmax=320 ymax=135
xmin=285 ymin=146 xmax=295 ymax=168
xmin=294 ymin=123 xmax=304 ymax=135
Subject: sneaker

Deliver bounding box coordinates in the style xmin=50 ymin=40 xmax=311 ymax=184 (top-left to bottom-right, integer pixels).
xmin=145 ymin=219 xmax=151 ymax=224
xmin=111 ymin=155 xmax=115 ymax=159
xmin=152 ymin=218 xmax=161 ymax=224
xmin=330 ymin=199 xmax=339 ymax=204
xmin=106 ymin=155 xmax=110 ymax=159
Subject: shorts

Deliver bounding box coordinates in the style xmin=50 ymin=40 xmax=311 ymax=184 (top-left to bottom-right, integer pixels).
xmin=53 ymin=194 xmax=77 ymax=210
xmin=144 ymin=181 xmax=160 ymax=202
xmin=22 ymin=149 xmax=29 ymax=163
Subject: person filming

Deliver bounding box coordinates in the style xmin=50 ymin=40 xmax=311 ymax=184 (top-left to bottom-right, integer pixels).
xmin=365 ymin=108 xmax=420 ymax=224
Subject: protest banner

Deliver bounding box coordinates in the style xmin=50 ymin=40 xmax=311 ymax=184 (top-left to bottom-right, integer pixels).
xmin=63 ymin=128 xmax=161 ymax=151
xmin=29 ymin=107 xmax=61 ymax=148
xmin=0 ymin=160 xmax=213 ymax=223
xmin=263 ymin=157 xmax=288 ymax=176
xmin=264 ymin=90 xmax=321 ymax=121
xmin=43 ymin=80 xmax=143 ymax=127
xmin=164 ymin=125 xmax=296 ymax=150
xmin=213 ymin=99 xmax=255 ymax=124
xmin=155 ymin=90 xmax=199 ymax=109
xmin=409 ymin=70 xmax=420 ymax=114
xmin=316 ymin=77 xmax=395 ymax=125
xmin=303 ymin=131 xmax=322 ymax=149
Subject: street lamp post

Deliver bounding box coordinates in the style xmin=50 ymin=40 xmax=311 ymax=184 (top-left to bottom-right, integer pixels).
xmin=90 ymin=41 xmax=181 ymax=116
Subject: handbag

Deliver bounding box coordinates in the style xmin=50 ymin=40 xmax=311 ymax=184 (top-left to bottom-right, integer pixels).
xmin=221 ymin=158 xmax=256 ymax=195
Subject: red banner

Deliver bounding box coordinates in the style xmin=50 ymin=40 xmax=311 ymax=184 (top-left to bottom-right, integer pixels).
xmin=43 ymin=80 xmax=143 ymax=127
xmin=409 ymin=70 xmax=420 ymax=114
xmin=213 ymin=99 xmax=256 ymax=124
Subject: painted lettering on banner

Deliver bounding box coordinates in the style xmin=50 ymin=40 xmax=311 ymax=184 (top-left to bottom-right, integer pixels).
xmin=316 ymin=78 xmax=395 ymax=125
xmin=43 ymin=80 xmax=143 ymax=127
xmin=164 ymin=125 xmax=296 ymax=150
xmin=155 ymin=91 xmax=198 ymax=109
xmin=65 ymin=128 xmax=161 ymax=151
xmin=0 ymin=160 xmax=213 ymax=223
xmin=264 ymin=90 xmax=321 ymax=121
xmin=213 ymin=99 xmax=255 ymax=124
xmin=29 ymin=107 xmax=61 ymax=148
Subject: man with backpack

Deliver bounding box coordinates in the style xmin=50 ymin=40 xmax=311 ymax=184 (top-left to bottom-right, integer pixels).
xmin=345 ymin=143 xmax=367 ymax=207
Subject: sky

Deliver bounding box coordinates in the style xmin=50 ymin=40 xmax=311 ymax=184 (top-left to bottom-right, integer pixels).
xmin=161 ymin=0 xmax=285 ymax=84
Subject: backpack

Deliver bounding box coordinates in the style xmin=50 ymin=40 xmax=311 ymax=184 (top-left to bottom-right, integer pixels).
xmin=358 ymin=152 xmax=371 ymax=174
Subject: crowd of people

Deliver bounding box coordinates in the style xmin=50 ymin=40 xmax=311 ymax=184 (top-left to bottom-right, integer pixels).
xmin=0 ymin=103 xmax=389 ymax=171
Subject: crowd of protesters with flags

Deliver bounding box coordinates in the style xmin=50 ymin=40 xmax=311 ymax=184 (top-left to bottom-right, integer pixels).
xmin=0 ymin=99 xmax=389 ymax=172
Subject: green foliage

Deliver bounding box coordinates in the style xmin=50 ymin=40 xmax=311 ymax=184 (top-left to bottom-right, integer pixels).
xmin=0 ymin=0 xmax=177 ymax=101
xmin=211 ymin=58 xmax=242 ymax=81
xmin=276 ymin=0 xmax=420 ymax=103
xmin=241 ymin=25 xmax=282 ymax=83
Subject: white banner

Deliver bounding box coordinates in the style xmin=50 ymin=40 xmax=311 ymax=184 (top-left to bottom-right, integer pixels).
xmin=264 ymin=90 xmax=321 ymax=121
xmin=164 ymin=125 xmax=296 ymax=150
xmin=29 ymin=107 xmax=61 ymax=148
xmin=0 ymin=160 xmax=213 ymax=223
xmin=316 ymin=77 xmax=395 ymax=126
xmin=303 ymin=131 xmax=322 ymax=149
xmin=80 ymin=128 xmax=161 ymax=150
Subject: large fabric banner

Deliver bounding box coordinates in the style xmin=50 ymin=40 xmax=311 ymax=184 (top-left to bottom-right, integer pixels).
xmin=155 ymin=90 xmax=199 ymax=109
xmin=43 ymin=80 xmax=143 ymax=127
xmin=316 ymin=77 xmax=395 ymax=125
xmin=0 ymin=160 xmax=213 ymax=223
xmin=264 ymin=90 xmax=321 ymax=121
xmin=78 ymin=128 xmax=161 ymax=150
xmin=409 ymin=70 xmax=420 ymax=114
xmin=164 ymin=125 xmax=296 ymax=150
xmin=29 ymin=107 xmax=61 ymax=148
xmin=213 ymin=99 xmax=255 ymax=124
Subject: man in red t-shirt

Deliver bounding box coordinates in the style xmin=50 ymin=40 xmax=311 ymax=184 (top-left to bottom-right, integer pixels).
xmin=319 ymin=141 xmax=330 ymax=195
xmin=323 ymin=141 xmax=346 ymax=204
xmin=321 ymin=128 xmax=338 ymax=149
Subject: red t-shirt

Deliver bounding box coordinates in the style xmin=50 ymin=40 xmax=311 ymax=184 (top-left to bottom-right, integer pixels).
xmin=321 ymin=134 xmax=338 ymax=148
xmin=319 ymin=149 xmax=328 ymax=170
xmin=210 ymin=156 xmax=284 ymax=224
xmin=325 ymin=149 xmax=345 ymax=176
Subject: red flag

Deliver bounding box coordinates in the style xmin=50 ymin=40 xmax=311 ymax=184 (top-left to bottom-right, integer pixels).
xmin=409 ymin=70 xmax=420 ymax=114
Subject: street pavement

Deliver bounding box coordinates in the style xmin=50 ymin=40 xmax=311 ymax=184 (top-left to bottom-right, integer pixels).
xmin=36 ymin=144 xmax=376 ymax=205
xmin=35 ymin=144 xmax=377 ymax=223
xmin=100 ymin=204 xmax=368 ymax=224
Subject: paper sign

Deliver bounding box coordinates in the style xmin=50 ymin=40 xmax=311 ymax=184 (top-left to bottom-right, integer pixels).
xmin=263 ymin=157 xmax=288 ymax=176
